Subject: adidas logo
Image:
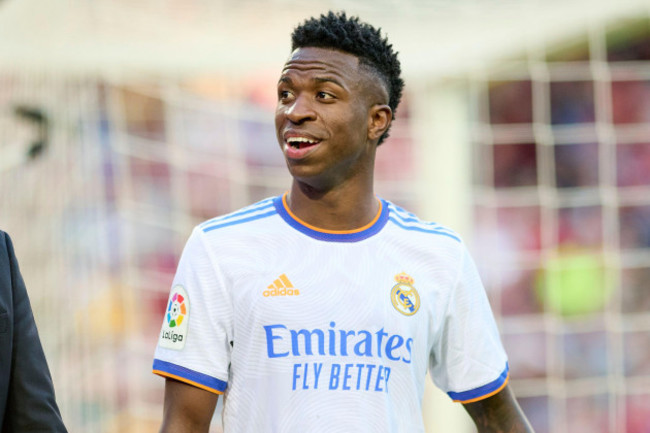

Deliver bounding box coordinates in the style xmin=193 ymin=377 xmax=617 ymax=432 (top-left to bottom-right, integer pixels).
xmin=264 ymin=274 xmax=300 ymax=297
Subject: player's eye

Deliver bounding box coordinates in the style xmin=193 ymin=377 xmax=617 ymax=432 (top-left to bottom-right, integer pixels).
xmin=278 ymin=90 xmax=293 ymax=100
xmin=316 ymin=91 xmax=335 ymax=100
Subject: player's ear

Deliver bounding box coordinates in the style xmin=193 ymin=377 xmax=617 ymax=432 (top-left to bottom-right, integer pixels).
xmin=367 ymin=104 xmax=392 ymax=142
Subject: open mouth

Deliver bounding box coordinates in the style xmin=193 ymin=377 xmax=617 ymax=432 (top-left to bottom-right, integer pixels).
xmin=286 ymin=136 xmax=321 ymax=149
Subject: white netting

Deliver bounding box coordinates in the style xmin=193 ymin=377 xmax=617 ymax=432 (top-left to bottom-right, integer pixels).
xmin=2 ymin=1 xmax=650 ymax=432
xmin=469 ymin=15 xmax=650 ymax=433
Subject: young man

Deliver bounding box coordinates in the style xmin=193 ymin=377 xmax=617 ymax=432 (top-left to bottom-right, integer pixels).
xmin=154 ymin=12 xmax=533 ymax=433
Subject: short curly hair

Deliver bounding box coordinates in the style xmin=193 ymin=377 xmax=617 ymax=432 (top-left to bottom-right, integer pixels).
xmin=291 ymin=11 xmax=404 ymax=145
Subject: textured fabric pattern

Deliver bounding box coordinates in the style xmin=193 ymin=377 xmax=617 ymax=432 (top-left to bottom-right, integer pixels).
xmin=153 ymin=195 xmax=507 ymax=432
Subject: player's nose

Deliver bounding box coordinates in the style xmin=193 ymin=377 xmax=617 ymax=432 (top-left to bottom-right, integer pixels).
xmin=285 ymin=95 xmax=317 ymax=124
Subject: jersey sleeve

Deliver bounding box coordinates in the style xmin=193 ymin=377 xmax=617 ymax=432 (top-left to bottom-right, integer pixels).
xmin=429 ymin=241 xmax=509 ymax=404
xmin=152 ymin=227 xmax=232 ymax=395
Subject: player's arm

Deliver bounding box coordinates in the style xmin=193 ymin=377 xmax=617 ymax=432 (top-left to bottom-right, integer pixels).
xmin=463 ymin=384 xmax=534 ymax=433
xmin=159 ymin=378 xmax=219 ymax=433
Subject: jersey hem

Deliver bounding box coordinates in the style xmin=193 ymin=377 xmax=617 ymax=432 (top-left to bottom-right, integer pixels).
xmin=448 ymin=362 xmax=509 ymax=404
xmin=153 ymin=359 xmax=227 ymax=395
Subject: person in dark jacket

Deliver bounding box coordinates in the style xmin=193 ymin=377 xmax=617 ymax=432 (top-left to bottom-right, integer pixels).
xmin=0 ymin=230 xmax=67 ymax=432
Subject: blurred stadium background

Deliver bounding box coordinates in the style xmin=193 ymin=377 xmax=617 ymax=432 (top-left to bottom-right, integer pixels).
xmin=1 ymin=0 xmax=650 ymax=432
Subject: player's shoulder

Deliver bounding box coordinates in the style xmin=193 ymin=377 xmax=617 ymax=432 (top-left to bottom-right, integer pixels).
xmin=197 ymin=196 xmax=279 ymax=235
xmin=383 ymin=199 xmax=463 ymax=244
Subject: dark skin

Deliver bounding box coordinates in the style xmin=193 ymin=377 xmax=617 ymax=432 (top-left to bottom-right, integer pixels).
xmin=160 ymin=379 xmax=217 ymax=432
xmin=275 ymin=47 xmax=390 ymax=231
xmin=464 ymin=385 xmax=534 ymax=432
xmin=159 ymin=47 xmax=534 ymax=432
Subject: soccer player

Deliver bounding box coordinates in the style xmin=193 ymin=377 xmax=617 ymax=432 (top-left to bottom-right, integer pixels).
xmin=153 ymin=11 xmax=534 ymax=433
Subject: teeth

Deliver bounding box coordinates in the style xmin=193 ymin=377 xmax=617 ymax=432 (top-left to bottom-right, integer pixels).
xmin=286 ymin=136 xmax=318 ymax=144
xmin=286 ymin=136 xmax=319 ymax=149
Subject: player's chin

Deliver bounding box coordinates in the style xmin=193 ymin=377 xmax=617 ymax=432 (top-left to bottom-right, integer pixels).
xmin=286 ymin=164 xmax=317 ymax=181
xmin=286 ymin=164 xmax=332 ymax=188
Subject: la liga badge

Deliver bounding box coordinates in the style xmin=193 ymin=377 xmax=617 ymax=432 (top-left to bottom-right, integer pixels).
xmin=159 ymin=285 xmax=190 ymax=350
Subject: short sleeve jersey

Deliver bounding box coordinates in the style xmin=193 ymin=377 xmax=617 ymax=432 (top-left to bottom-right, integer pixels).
xmin=153 ymin=194 xmax=509 ymax=433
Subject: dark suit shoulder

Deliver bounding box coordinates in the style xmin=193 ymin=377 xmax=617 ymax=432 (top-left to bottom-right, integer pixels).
xmin=0 ymin=231 xmax=13 ymax=314
xmin=0 ymin=231 xmax=15 ymax=271
xmin=0 ymin=230 xmax=68 ymax=432
xmin=0 ymin=230 xmax=9 ymax=257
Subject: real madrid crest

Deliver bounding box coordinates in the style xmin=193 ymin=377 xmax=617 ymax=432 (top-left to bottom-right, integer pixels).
xmin=391 ymin=272 xmax=420 ymax=316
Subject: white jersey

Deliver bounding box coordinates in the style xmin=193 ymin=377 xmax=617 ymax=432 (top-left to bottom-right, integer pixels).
xmin=153 ymin=194 xmax=509 ymax=433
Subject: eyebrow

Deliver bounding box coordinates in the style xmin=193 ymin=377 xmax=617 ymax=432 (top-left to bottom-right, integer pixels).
xmin=314 ymin=77 xmax=345 ymax=89
xmin=277 ymin=75 xmax=346 ymax=90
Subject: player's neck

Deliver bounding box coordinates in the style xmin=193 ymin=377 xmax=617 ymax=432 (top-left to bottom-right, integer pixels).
xmin=287 ymin=180 xmax=379 ymax=231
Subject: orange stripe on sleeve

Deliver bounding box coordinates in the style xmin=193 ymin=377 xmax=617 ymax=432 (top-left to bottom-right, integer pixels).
xmin=153 ymin=370 xmax=225 ymax=395
xmin=455 ymin=374 xmax=510 ymax=404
